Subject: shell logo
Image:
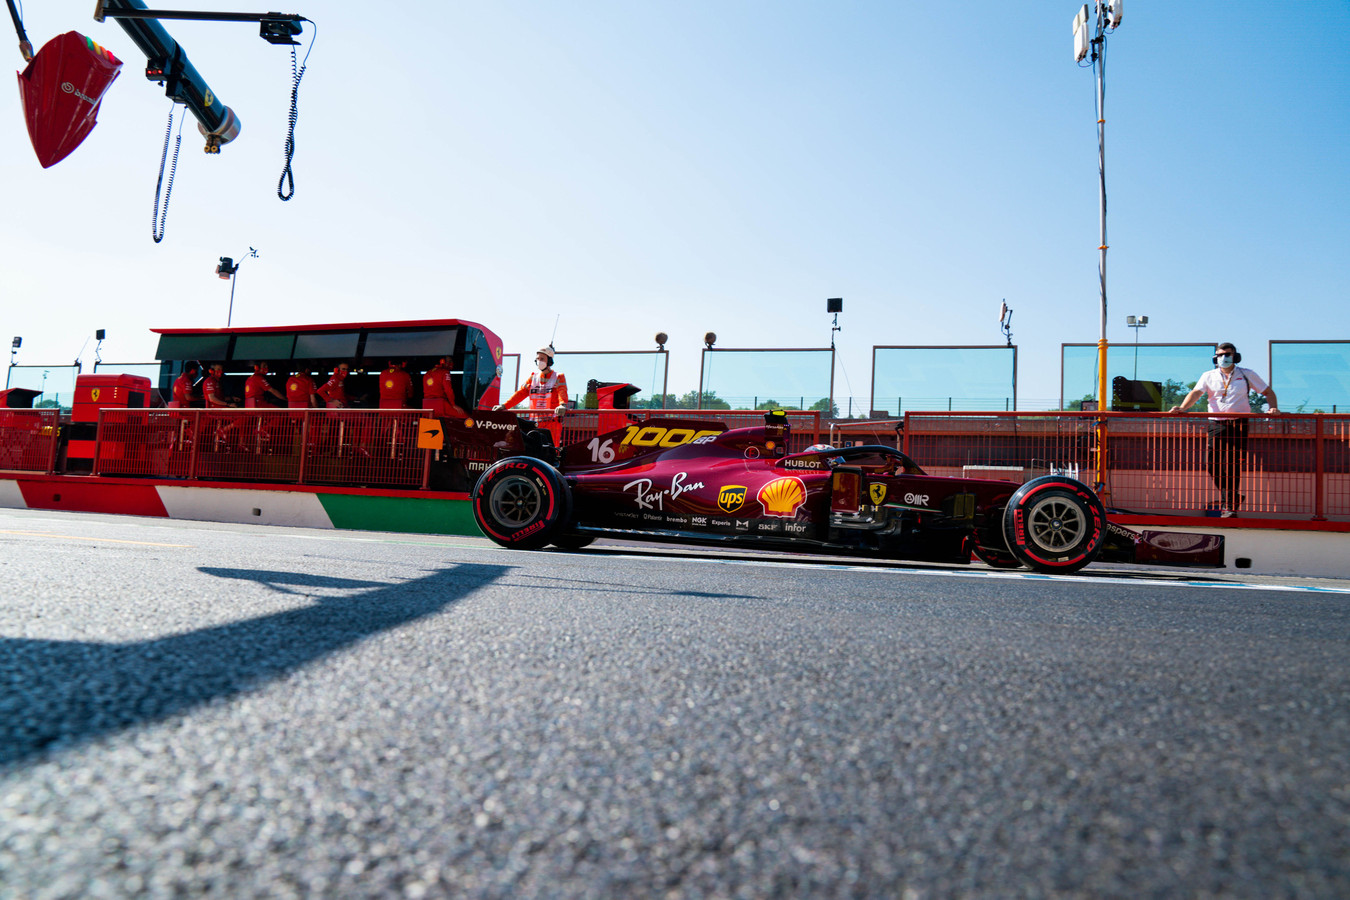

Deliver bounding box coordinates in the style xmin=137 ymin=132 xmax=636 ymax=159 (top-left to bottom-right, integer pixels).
xmin=757 ymin=476 xmax=807 ymax=518
xmin=464 ymin=419 xmax=475 ymax=428
xmin=384 ymin=379 xmax=395 ymax=389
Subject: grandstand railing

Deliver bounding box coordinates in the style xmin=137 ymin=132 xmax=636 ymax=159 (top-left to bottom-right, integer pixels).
xmin=0 ymin=409 xmax=60 ymax=473
xmin=896 ymin=411 xmax=1350 ymax=522
xmin=93 ymin=409 xmax=433 ymax=490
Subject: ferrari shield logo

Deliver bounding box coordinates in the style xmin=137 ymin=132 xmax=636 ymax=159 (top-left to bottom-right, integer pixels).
xmin=718 ymin=485 xmax=747 ymax=514
xmin=869 ymin=483 xmax=887 ymax=505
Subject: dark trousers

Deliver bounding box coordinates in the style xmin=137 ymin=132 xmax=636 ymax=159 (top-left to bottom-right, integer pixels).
xmin=1206 ymin=418 xmax=1248 ymax=509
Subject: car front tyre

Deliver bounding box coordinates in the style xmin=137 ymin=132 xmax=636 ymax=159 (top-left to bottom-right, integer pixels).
xmin=1001 ymin=476 xmax=1106 ymax=574
xmin=472 ymin=457 xmax=571 ymax=550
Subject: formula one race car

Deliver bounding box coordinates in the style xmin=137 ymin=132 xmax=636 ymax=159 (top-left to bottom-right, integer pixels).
xmin=471 ymin=412 xmax=1223 ymax=574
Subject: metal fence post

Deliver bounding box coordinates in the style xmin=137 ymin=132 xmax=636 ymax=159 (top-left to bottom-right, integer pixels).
xmin=1314 ymin=415 xmax=1326 ymax=521
xmin=187 ymin=411 xmax=201 ymax=479
xmin=297 ymin=411 xmax=310 ymax=485
xmin=45 ymin=410 xmax=59 ymax=474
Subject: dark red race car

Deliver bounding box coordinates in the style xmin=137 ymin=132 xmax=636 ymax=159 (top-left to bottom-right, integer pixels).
xmin=471 ymin=412 xmax=1223 ymax=574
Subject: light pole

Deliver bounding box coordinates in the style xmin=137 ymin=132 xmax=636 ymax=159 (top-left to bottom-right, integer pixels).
xmin=1125 ymin=314 xmax=1147 ymax=379
xmin=216 ymin=246 xmax=258 ymax=326
xmin=1073 ymin=2 xmax=1122 ymax=407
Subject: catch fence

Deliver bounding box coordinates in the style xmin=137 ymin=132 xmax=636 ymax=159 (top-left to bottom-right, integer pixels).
xmin=0 ymin=409 xmax=60 ymax=473
xmin=93 ymin=409 xmax=432 ymax=489
xmin=898 ymin=411 xmax=1350 ymax=521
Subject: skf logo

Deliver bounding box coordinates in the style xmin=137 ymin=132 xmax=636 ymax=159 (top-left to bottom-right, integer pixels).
xmin=758 ymin=476 xmax=807 ymax=518
xmin=869 ymin=483 xmax=887 ymax=504
xmin=718 ymin=485 xmax=747 ymax=514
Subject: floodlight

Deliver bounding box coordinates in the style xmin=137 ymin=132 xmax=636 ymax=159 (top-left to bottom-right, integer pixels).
xmin=95 ymin=329 xmax=106 ymax=340
xmin=1072 ymin=4 xmax=1090 ymax=62
xmin=826 ymin=298 xmax=842 ymax=313
xmin=11 ymin=337 xmax=20 ymax=349
xmin=1126 ymin=315 xmax=1136 ymax=325
xmin=216 ymin=256 xmax=234 ymax=279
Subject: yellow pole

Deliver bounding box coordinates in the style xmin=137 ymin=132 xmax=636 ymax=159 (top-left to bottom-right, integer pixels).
xmin=1096 ymin=337 xmax=1109 ymax=499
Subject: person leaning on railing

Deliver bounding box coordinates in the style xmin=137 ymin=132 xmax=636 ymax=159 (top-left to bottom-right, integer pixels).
xmin=1167 ymin=342 xmax=1279 ymax=518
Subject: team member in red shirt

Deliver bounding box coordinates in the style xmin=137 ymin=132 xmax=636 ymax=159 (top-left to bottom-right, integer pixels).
xmin=286 ymin=369 xmax=319 ymax=408
xmin=421 ymin=357 xmax=452 ymax=416
xmin=201 ymin=364 xmax=238 ymax=408
xmin=171 ymin=362 xmax=201 ymax=407
xmin=495 ymin=346 xmax=568 ymax=420
xmin=244 ymin=362 xmax=286 ymax=408
xmin=378 ymin=360 xmax=413 ymax=409
xmin=317 ymin=364 xmax=351 ymax=408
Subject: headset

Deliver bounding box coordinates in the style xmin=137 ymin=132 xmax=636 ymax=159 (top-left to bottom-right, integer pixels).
xmin=1212 ymin=346 xmax=1242 ymax=366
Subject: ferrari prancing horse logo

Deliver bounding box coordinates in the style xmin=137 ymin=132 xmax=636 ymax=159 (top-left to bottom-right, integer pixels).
xmin=869 ymin=483 xmax=887 ymax=505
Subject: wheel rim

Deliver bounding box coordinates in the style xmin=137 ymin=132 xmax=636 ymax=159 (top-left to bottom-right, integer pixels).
xmin=1026 ymin=496 xmax=1086 ymax=551
xmin=488 ymin=475 xmax=542 ymax=527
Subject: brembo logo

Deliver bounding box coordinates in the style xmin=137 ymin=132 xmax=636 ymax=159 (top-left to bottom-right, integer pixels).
xmin=61 ymin=82 xmax=96 ymax=105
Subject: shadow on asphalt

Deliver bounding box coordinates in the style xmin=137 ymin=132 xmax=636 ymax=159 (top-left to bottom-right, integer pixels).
xmin=0 ymin=563 xmax=509 ymax=768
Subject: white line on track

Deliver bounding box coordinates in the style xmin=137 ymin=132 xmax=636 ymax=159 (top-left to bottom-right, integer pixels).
xmin=572 ymin=550 xmax=1350 ymax=596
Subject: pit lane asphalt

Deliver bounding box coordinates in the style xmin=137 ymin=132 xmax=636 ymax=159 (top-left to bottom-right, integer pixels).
xmin=1 ymin=508 xmax=1347 ymax=899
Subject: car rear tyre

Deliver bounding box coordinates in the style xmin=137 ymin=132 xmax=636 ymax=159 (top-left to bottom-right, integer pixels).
xmin=1001 ymin=476 xmax=1106 ymax=574
xmin=969 ymin=534 xmax=1023 ymax=569
xmin=473 ymin=457 xmax=571 ymax=550
xmin=551 ymin=532 xmax=596 ymax=550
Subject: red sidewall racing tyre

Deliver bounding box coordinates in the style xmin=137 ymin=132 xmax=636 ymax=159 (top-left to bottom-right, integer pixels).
xmin=473 ymin=457 xmax=572 ymax=550
xmin=550 ymin=533 xmax=596 ymax=550
xmin=969 ymin=535 xmax=1023 ymax=569
xmin=1001 ymin=476 xmax=1106 ymax=574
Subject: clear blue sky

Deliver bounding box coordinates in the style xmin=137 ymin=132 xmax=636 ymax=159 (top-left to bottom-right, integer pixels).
xmin=3 ymin=1 xmax=1347 ymax=407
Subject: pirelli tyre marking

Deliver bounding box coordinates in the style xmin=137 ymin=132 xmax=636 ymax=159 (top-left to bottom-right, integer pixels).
xmin=472 ymin=458 xmax=571 ymax=550
xmin=1001 ymin=476 xmax=1106 ymax=574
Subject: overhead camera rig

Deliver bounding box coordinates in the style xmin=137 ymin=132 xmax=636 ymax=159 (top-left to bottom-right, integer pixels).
xmin=92 ymin=0 xmax=307 ymax=152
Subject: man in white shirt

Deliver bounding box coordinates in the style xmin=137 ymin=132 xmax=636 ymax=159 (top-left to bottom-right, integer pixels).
xmin=1169 ymin=342 xmax=1279 ymax=517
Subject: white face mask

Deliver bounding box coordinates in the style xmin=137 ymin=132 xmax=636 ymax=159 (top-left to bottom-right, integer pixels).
xmin=1217 ymin=354 xmax=1234 ymax=368
xmin=536 ymin=358 xmax=549 ymax=371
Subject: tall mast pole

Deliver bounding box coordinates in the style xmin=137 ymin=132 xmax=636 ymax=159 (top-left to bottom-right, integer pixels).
xmin=1094 ymin=1 xmax=1109 ymax=414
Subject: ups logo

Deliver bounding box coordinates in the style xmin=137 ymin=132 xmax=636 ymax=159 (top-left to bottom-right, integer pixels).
xmin=718 ymin=485 xmax=747 ymax=514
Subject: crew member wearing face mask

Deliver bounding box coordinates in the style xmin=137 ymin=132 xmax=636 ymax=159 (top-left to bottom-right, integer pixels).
xmin=493 ymin=346 xmax=568 ymax=421
xmin=1169 ymin=342 xmax=1279 ymax=516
